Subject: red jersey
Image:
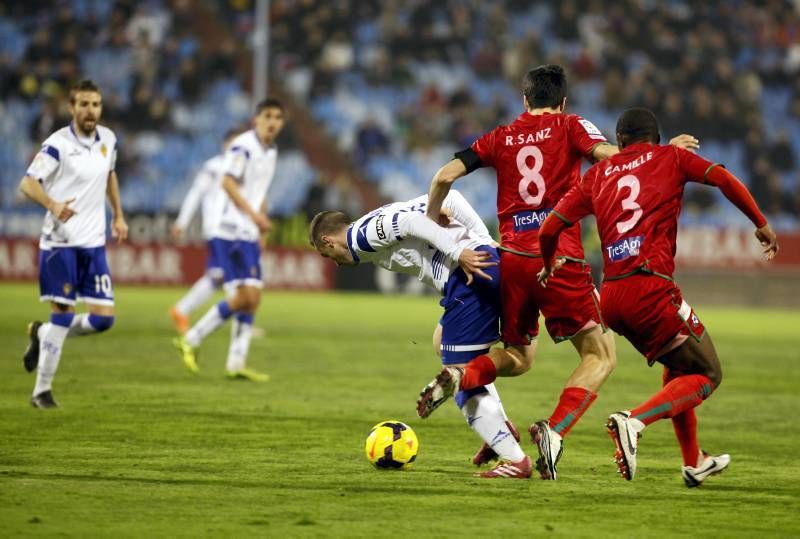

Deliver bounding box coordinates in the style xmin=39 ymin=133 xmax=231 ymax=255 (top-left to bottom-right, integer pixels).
xmin=553 ymin=143 xmax=719 ymax=279
xmin=470 ymin=112 xmax=606 ymax=256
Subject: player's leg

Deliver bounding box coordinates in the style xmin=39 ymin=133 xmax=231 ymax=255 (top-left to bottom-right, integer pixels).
xmin=170 ymin=244 xmax=225 ymax=334
xmin=68 ymin=246 xmax=116 ymax=337
xmin=526 ymin=262 xmax=612 ymax=479
xmin=31 ymin=301 xmax=75 ymax=408
xmin=28 ymin=247 xmax=79 ymax=407
xmin=224 ymin=285 xmax=267 ymax=381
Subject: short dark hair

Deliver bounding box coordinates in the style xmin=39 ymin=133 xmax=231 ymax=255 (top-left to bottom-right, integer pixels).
xmin=255 ymin=97 xmax=284 ymax=114
xmin=69 ymin=79 xmax=101 ymax=104
xmin=522 ymin=65 xmax=566 ymax=109
xmin=616 ymin=107 xmax=661 ymax=148
xmin=309 ymin=211 xmax=351 ymax=248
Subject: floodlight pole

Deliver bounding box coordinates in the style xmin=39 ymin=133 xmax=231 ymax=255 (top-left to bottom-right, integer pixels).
xmin=253 ymin=0 xmax=270 ymax=105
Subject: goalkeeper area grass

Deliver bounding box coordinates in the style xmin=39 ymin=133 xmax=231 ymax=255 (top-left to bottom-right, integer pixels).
xmin=1 ymin=283 xmax=798 ymax=537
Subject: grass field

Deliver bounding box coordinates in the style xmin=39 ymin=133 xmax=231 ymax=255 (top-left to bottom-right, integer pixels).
xmin=1 ymin=282 xmax=799 ymax=537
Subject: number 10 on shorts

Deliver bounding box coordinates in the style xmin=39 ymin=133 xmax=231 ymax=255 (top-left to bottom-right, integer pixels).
xmin=94 ymin=274 xmax=112 ymax=295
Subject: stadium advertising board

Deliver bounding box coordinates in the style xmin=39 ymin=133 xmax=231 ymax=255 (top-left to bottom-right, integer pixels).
xmin=0 ymin=237 xmax=334 ymax=290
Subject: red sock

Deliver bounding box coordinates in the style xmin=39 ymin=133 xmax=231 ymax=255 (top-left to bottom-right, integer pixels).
xmin=663 ymin=368 xmax=701 ymax=467
xmin=548 ymin=387 xmax=597 ymax=437
xmin=630 ymin=373 xmax=714 ymax=426
xmin=459 ymin=354 xmax=497 ymax=390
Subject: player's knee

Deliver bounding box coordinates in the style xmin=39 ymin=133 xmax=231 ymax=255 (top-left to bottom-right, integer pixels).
xmin=707 ymin=366 xmax=722 ymax=390
xmin=507 ymin=345 xmax=532 ymax=375
xmin=89 ymin=314 xmax=114 ymax=333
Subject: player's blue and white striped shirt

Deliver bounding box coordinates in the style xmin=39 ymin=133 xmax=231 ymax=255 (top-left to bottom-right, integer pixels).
xmin=347 ymin=191 xmax=494 ymax=293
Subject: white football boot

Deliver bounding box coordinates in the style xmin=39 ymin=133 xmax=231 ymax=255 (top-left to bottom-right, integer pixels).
xmin=682 ymin=451 xmax=731 ymax=488
xmin=606 ymin=411 xmax=640 ymax=481
xmin=529 ymin=420 xmax=564 ymax=480
xmin=416 ymin=366 xmax=464 ymax=418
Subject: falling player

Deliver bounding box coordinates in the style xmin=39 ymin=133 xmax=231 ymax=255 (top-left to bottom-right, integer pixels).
xmin=537 ymin=107 xmax=778 ymax=486
xmin=310 ymin=191 xmax=536 ymax=479
xmin=169 ymin=129 xmax=240 ymax=334
xmin=418 ymin=64 xmax=700 ymax=479
xmin=19 ymin=79 xmax=128 ymax=408
xmin=173 ymin=98 xmax=285 ymax=381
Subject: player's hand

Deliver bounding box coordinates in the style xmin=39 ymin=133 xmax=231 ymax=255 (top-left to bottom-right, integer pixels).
xmin=437 ymin=208 xmax=453 ymax=227
xmin=458 ymin=249 xmax=497 ymax=285
xmin=49 ymin=197 xmax=77 ymax=223
xmin=669 ymin=134 xmax=700 ymax=153
xmin=537 ymin=258 xmax=565 ymax=287
xmin=755 ymin=224 xmax=778 ymax=261
xmin=112 ymin=215 xmax=128 ymax=243
xmin=253 ymin=213 xmax=271 ymax=233
xmin=170 ymin=224 xmax=184 ymax=241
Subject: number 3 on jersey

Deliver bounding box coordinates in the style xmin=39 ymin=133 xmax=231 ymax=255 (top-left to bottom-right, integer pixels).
xmin=616 ymin=175 xmax=643 ymax=233
xmin=516 ymin=146 xmax=545 ymax=206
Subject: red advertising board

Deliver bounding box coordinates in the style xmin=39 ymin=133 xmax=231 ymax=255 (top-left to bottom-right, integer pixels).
xmin=0 ymin=238 xmax=334 ymax=290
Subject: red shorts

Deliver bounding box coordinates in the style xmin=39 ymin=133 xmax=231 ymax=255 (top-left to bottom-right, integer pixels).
xmin=601 ymin=274 xmax=706 ymax=365
xmin=499 ymin=251 xmax=602 ymax=345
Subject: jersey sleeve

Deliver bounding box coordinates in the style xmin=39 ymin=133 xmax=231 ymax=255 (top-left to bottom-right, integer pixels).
xmin=110 ymin=143 xmax=118 ymax=171
xmin=26 ymin=141 xmax=61 ymax=182
xmin=394 ymin=211 xmax=466 ymax=263
xmin=552 ymin=171 xmax=594 ymax=226
xmin=467 ymin=128 xmax=497 ymax=168
xmin=674 ymin=147 xmax=719 ymax=184
xmin=222 ymin=145 xmax=250 ymax=181
xmin=567 ymin=115 xmax=607 ymax=157
xmin=442 ymin=190 xmax=492 ymax=242
xmin=175 ymin=166 xmax=212 ymax=229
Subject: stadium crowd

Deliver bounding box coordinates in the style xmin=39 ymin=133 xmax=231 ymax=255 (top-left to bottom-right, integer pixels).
xmin=253 ymin=0 xmax=800 ymax=229
xmin=0 ymin=0 xmax=315 ymax=217
xmin=1 ymin=0 xmax=798 ymax=230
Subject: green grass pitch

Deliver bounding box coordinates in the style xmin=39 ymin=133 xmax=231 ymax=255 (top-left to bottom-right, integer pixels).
xmin=1 ymin=282 xmax=798 ymax=537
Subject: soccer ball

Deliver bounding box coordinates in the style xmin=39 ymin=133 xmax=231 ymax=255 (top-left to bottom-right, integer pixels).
xmin=365 ymin=420 xmax=419 ymax=469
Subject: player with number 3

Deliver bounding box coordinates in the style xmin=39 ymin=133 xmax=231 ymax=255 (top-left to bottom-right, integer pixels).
xmin=538 ymin=108 xmax=777 ymax=486
xmin=419 ymin=65 xmax=699 ymax=480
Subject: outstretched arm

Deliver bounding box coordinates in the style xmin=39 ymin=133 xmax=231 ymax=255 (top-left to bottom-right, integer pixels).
xmin=704 ymin=165 xmax=778 ymax=259
xmin=426 ymin=159 xmax=468 ymax=222
xmin=441 ymin=189 xmax=492 ymax=241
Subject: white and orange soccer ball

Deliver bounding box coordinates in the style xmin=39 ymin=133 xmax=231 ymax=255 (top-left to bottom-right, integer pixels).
xmin=364 ymin=420 xmax=419 ymax=469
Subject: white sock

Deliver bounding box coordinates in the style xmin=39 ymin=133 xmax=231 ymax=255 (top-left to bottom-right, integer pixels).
xmin=484 ymin=383 xmax=509 ymax=421
xmin=67 ymin=313 xmax=94 ymax=337
xmin=185 ymin=304 xmax=228 ymax=347
xmin=460 ymin=391 xmax=526 ymax=462
xmin=176 ymin=274 xmax=216 ymax=316
xmin=33 ymin=322 xmax=69 ymax=396
xmin=225 ymin=317 xmax=253 ymax=372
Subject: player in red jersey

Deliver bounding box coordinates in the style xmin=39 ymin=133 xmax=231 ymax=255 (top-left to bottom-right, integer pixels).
xmin=538 ymin=108 xmax=778 ymax=486
xmin=416 ymin=65 xmax=699 ymax=480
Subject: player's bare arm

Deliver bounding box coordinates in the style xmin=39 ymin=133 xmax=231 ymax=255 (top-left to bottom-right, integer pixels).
xmin=669 ymin=134 xmax=700 ymax=152
xmin=106 ymin=170 xmax=128 ymax=243
xmin=222 ymin=174 xmax=269 ymax=232
xmin=426 ymin=159 xmax=468 ymax=221
xmin=19 ymin=175 xmax=77 ymax=223
xmin=755 ymin=224 xmax=779 ymax=260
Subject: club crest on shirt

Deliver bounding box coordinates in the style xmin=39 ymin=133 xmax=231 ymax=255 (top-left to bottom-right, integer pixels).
xmin=63 ymin=283 xmax=72 ymax=295
xmin=100 ymin=144 xmax=108 ymax=157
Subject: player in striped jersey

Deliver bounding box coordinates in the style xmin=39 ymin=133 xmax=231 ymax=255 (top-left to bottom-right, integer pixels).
xmin=310 ymin=191 xmax=536 ymax=478
xmin=168 ymin=130 xmax=239 ymax=334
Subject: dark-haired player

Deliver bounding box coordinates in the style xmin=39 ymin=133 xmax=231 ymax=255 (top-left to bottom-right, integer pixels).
xmin=173 ymin=99 xmax=285 ymax=382
xmin=538 ymin=107 xmax=778 ymax=486
xmin=19 ymin=79 xmax=128 ymax=408
xmin=419 ymin=65 xmax=698 ymax=480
